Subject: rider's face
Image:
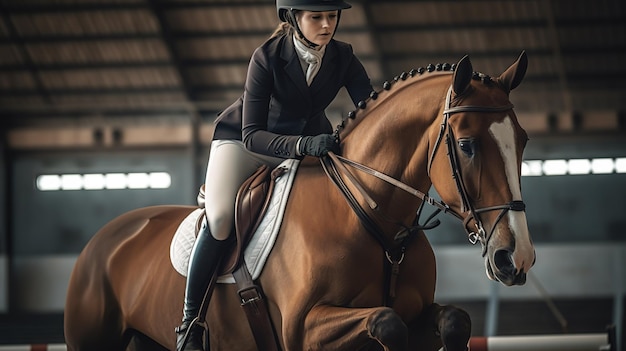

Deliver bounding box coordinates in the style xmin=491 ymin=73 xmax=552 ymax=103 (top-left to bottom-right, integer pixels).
xmin=296 ymin=10 xmax=338 ymax=47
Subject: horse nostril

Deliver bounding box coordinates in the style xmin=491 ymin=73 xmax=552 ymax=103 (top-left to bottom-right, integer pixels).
xmin=494 ymin=249 xmax=515 ymax=275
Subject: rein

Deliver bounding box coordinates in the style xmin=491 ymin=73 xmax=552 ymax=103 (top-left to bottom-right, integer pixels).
xmin=327 ymin=152 xmax=463 ymax=222
xmin=320 ymin=154 xmax=413 ymax=307
xmin=322 ymin=84 xmax=526 ymax=305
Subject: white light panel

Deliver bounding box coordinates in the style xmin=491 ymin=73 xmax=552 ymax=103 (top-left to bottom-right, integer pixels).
xmin=36 ymin=172 xmax=172 ymax=191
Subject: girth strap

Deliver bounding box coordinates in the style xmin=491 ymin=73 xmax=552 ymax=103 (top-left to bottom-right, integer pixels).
xmin=233 ymin=261 xmax=281 ymax=351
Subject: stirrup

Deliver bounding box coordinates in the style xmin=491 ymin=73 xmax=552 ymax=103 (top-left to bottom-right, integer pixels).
xmin=176 ymin=316 xmax=207 ymax=351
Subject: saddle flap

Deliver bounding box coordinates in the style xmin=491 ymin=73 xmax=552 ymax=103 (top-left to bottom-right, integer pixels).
xmin=220 ymin=164 xmax=279 ymax=274
xmin=237 ymin=164 xmax=272 ymax=239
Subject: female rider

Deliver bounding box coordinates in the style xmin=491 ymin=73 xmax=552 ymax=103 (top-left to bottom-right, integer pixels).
xmin=176 ymin=1 xmax=373 ymax=350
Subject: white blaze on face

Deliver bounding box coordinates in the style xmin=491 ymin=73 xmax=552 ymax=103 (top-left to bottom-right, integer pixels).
xmin=488 ymin=116 xmax=534 ymax=274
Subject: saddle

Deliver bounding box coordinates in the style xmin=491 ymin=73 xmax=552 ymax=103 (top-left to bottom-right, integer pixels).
xmin=196 ymin=164 xmax=285 ymax=351
xmin=197 ymin=164 xmax=287 ymax=275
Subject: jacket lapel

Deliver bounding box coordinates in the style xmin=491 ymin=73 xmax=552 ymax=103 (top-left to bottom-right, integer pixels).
xmin=309 ymin=40 xmax=337 ymax=92
xmin=281 ymin=36 xmax=310 ymax=100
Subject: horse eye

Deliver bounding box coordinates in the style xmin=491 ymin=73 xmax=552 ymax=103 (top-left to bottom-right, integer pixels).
xmin=458 ymin=138 xmax=476 ymax=157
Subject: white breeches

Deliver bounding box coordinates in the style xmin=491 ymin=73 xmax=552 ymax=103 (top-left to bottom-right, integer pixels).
xmin=203 ymin=140 xmax=284 ymax=240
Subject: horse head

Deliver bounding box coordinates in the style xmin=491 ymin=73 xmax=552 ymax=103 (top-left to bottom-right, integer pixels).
xmin=428 ymin=51 xmax=535 ymax=286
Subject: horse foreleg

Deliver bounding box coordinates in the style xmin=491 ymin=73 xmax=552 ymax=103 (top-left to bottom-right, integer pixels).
xmin=302 ymin=305 xmax=408 ymax=351
xmin=408 ymin=303 xmax=471 ymax=351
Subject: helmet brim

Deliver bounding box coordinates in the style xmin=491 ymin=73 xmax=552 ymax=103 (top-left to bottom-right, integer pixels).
xmin=293 ymin=2 xmax=351 ymax=12
xmin=278 ymin=1 xmax=351 ymax=22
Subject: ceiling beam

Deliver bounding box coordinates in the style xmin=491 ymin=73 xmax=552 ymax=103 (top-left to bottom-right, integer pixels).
xmin=0 ymin=3 xmax=52 ymax=105
xmin=360 ymin=0 xmax=391 ymax=83
xmin=1 ymin=1 xmax=274 ymax=13
xmin=544 ymin=0 xmax=572 ymax=112
xmin=146 ymin=0 xmax=196 ymax=102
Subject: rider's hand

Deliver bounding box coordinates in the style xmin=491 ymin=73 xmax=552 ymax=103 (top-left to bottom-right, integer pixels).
xmin=299 ymin=134 xmax=340 ymax=156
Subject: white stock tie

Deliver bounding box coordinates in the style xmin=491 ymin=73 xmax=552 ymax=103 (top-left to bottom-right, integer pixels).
xmin=293 ymin=37 xmax=325 ymax=86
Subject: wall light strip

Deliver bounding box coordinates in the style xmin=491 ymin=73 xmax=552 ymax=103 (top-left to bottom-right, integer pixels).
xmin=33 ymin=157 xmax=625 ymax=191
xmin=522 ymin=157 xmax=626 ymax=177
xmin=36 ymin=172 xmax=171 ymax=191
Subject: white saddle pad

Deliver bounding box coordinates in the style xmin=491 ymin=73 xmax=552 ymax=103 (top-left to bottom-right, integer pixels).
xmin=170 ymin=159 xmax=300 ymax=284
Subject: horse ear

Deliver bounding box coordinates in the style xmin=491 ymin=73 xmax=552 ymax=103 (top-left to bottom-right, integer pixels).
xmin=453 ymin=54 xmax=473 ymax=96
xmin=498 ymin=50 xmax=528 ymax=93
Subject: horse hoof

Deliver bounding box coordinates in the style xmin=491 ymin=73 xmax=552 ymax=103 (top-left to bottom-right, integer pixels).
xmin=367 ymin=307 xmax=408 ymax=351
xmin=438 ymin=307 xmax=471 ymax=351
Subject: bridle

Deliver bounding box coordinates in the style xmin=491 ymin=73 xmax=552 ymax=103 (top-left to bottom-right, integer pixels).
xmin=430 ymin=86 xmax=526 ymax=254
xmin=324 ymin=85 xmax=526 ymax=256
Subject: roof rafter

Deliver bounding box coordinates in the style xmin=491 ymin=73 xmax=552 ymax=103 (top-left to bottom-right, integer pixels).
xmin=146 ymin=0 xmax=196 ymax=102
xmin=0 ymin=3 xmax=52 ymax=105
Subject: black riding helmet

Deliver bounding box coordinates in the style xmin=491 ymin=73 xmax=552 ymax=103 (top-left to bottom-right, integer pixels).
xmin=276 ymin=0 xmax=351 ymax=48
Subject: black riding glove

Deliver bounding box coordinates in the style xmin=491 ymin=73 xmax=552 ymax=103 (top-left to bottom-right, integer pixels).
xmin=299 ymin=134 xmax=340 ymax=156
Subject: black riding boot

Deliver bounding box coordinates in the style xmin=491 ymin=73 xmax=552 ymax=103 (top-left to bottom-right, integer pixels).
xmin=176 ymin=219 xmax=229 ymax=351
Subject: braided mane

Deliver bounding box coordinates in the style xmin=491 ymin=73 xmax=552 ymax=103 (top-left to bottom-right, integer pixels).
xmin=335 ymin=62 xmax=496 ymax=140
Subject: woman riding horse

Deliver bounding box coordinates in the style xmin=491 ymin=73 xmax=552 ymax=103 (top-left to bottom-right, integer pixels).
xmin=64 ymin=18 xmax=535 ymax=351
xmin=177 ymin=1 xmax=373 ymax=349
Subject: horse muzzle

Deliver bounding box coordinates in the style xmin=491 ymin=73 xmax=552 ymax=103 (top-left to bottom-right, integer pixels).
xmin=485 ymin=247 xmax=536 ymax=286
xmin=478 ymin=205 xmax=535 ymax=286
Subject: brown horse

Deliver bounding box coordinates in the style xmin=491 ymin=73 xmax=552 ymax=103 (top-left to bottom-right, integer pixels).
xmin=64 ymin=52 xmax=535 ymax=351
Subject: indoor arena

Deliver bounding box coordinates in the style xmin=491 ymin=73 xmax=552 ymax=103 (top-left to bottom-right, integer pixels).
xmin=0 ymin=0 xmax=624 ymax=350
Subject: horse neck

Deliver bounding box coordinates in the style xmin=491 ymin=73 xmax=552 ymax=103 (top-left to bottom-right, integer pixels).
xmin=339 ymin=75 xmax=449 ymax=224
